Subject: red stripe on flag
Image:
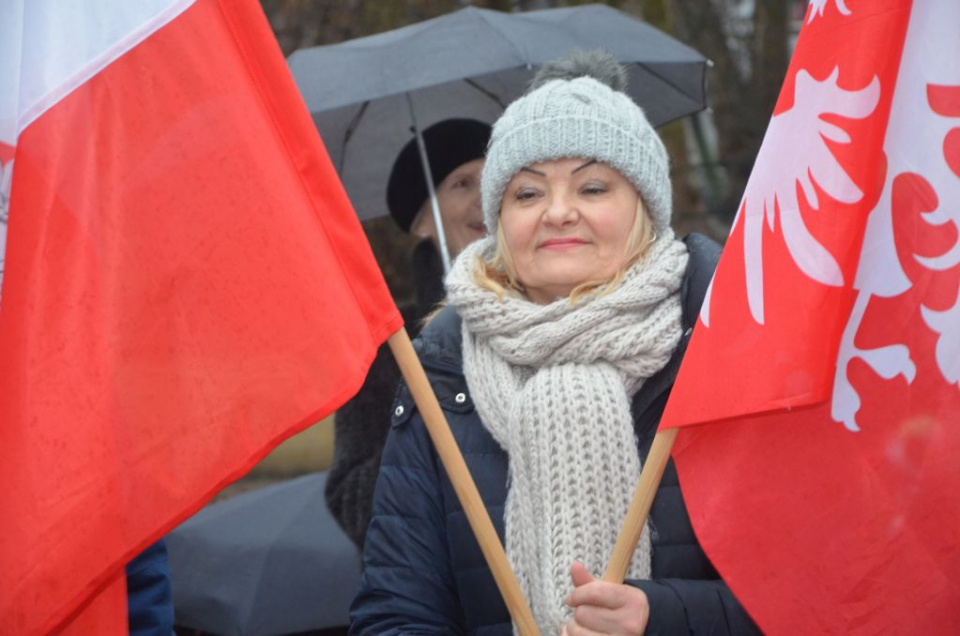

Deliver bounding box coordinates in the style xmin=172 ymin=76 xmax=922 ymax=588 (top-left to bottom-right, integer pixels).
xmin=0 ymin=0 xmax=401 ymax=632
xmin=58 ymin=572 xmax=127 ymax=636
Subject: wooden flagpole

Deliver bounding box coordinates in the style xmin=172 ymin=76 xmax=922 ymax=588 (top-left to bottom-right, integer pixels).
xmin=603 ymin=428 xmax=679 ymax=582
xmin=388 ymin=329 xmax=539 ymax=635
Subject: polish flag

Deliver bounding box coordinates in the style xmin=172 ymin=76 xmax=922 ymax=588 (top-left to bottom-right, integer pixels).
xmin=662 ymin=0 xmax=960 ymax=633
xmin=0 ymin=1 xmax=401 ymax=633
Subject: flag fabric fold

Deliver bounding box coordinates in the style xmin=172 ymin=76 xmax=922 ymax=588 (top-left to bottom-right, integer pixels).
xmin=0 ymin=0 xmax=401 ymax=632
xmin=661 ymin=1 xmax=960 ymax=633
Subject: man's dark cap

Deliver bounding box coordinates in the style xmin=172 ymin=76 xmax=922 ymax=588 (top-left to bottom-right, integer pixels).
xmin=387 ymin=118 xmax=491 ymax=232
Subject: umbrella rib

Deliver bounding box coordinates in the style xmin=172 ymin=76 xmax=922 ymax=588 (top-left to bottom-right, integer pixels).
xmin=340 ymin=100 xmax=370 ymax=172
xmin=463 ymin=78 xmax=507 ymax=109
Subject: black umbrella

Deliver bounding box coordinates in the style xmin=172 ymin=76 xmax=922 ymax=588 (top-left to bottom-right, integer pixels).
xmin=167 ymin=473 xmax=359 ymax=635
xmin=288 ymin=4 xmax=707 ymax=269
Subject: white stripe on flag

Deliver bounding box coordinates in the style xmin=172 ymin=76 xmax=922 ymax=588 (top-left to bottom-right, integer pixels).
xmin=0 ymin=1 xmax=25 ymax=149
xmin=1 ymin=0 xmax=197 ymax=147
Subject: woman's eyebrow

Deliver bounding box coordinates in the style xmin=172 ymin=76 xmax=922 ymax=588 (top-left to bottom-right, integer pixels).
xmin=520 ymin=166 xmax=546 ymax=176
xmin=572 ymin=160 xmax=598 ymax=174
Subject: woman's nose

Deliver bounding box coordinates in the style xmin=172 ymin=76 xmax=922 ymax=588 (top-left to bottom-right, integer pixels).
xmin=542 ymin=193 xmax=579 ymax=226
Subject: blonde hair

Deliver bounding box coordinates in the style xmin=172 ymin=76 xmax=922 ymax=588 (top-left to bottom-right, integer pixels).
xmin=473 ymin=197 xmax=656 ymax=304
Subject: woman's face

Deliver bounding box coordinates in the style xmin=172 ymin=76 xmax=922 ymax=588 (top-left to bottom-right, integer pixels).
xmin=412 ymin=158 xmax=486 ymax=258
xmin=499 ymin=158 xmax=640 ymax=304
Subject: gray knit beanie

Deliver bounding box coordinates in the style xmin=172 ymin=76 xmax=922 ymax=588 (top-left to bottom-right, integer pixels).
xmin=481 ymin=50 xmax=672 ymax=235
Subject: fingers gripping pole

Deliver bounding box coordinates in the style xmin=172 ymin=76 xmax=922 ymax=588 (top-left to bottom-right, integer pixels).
xmin=603 ymin=427 xmax=679 ymax=583
xmin=387 ymin=329 xmax=539 ymax=635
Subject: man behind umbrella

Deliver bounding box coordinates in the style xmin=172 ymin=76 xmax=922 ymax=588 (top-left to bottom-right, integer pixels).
xmin=325 ymin=118 xmax=491 ymax=549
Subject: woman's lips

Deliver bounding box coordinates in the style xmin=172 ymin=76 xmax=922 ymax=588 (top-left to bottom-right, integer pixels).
xmin=539 ymin=238 xmax=588 ymax=251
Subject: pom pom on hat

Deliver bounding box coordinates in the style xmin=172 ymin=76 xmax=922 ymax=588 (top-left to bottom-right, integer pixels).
xmin=528 ymin=48 xmax=628 ymax=93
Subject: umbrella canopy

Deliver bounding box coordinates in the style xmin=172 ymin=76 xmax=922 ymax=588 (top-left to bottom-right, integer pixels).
xmin=288 ymin=4 xmax=707 ymax=222
xmin=167 ymin=473 xmax=359 ymax=635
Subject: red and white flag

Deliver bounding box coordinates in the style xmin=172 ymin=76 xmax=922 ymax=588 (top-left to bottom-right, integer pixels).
xmin=0 ymin=1 xmax=401 ymax=633
xmin=663 ymin=0 xmax=960 ymax=633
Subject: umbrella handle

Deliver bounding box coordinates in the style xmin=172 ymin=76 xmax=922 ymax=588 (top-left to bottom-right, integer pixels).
xmin=406 ymin=93 xmax=452 ymax=273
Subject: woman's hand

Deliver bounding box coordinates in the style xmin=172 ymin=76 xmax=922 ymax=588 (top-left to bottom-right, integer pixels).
xmin=561 ymin=561 xmax=650 ymax=635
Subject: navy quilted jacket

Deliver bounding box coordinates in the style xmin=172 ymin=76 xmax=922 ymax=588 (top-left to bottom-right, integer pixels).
xmin=350 ymin=235 xmax=761 ymax=635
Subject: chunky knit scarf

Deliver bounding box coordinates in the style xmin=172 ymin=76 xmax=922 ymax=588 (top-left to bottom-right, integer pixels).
xmin=445 ymin=232 xmax=689 ymax=633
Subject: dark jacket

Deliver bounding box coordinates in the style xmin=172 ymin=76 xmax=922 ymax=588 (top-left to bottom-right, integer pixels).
xmin=326 ymin=239 xmax=445 ymax=548
xmin=350 ymin=235 xmax=761 ymax=634
xmin=126 ymin=539 xmax=175 ymax=635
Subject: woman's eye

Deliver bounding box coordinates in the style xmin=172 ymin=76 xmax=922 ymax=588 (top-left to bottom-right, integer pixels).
xmin=515 ymin=188 xmax=539 ymax=201
xmin=581 ymin=183 xmax=607 ymax=195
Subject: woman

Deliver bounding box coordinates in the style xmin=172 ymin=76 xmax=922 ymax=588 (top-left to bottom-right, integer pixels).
xmin=351 ymin=51 xmax=759 ymax=634
xmin=326 ymin=119 xmax=490 ymax=549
